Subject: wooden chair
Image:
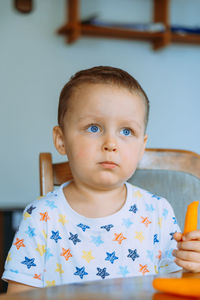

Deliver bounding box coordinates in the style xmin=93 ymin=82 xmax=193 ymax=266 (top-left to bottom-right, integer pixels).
xmin=39 ymin=149 xmax=200 ymax=231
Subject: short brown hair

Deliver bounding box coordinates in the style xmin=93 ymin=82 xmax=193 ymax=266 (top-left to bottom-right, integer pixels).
xmin=58 ymin=66 xmax=149 ymax=131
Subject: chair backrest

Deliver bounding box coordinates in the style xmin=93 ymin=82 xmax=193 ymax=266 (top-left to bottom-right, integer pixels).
xmin=39 ymin=149 xmax=200 ymax=231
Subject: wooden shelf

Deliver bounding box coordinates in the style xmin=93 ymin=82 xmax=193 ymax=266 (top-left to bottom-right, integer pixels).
xmin=57 ymin=0 xmax=200 ymax=50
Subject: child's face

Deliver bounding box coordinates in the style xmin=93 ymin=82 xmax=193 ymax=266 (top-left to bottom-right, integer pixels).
xmin=54 ymin=83 xmax=147 ymax=190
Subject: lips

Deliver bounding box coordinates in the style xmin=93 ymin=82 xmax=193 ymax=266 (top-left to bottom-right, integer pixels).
xmin=99 ymin=161 xmax=118 ymax=169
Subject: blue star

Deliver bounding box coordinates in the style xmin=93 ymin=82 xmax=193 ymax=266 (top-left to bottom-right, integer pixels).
xmin=146 ymin=250 xmax=154 ymax=261
xmin=77 ymin=223 xmax=90 ymax=232
xmin=153 ymin=234 xmax=159 ymax=244
xmin=129 ymin=204 xmax=138 ymax=214
xmin=100 ymin=224 xmax=114 ymax=232
xmin=91 ymin=235 xmax=104 ymax=247
xmin=164 ymin=249 xmax=173 ymax=259
xmin=162 ymin=208 xmax=168 ymax=218
xmin=74 ymin=266 xmax=88 ymax=279
xmin=50 ymin=230 xmax=62 ymax=243
xmin=118 ymin=266 xmax=129 ymax=277
xmin=25 ymin=226 xmax=36 ymax=238
xmin=26 ymin=205 xmax=36 ymax=215
xmin=145 ymin=203 xmax=155 ymax=212
xmin=152 ymin=194 xmax=161 ymax=200
xmin=10 ymin=269 xmax=19 ymax=273
xmin=170 ymin=231 xmax=176 ymax=240
xmin=122 ymin=218 xmax=133 ymax=228
xmin=172 ymin=217 xmax=177 ymax=224
xmin=96 ymin=267 xmax=110 ymax=279
xmin=21 ymin=257 xmax=36 ymax=269
xmin=105 ymin=251 xmax=118 ymax=264
xmin=127 ymin=249 xmax=139 ymax=261
xmin=69 ymin=232 xmax=81 ymax=245
xmin=45 ymin=248 xmax=53 ymax=261
xmin=45 ymin=200 xmax=57 ymax=209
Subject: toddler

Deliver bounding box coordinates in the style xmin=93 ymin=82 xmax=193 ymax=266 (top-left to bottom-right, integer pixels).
xmin=2 ymin=66 xmax=200 ymax=293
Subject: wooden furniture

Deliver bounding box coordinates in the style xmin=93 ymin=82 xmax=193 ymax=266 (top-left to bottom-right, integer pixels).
xmin=0 ymin=271 xmax=200 ymax=300
xmin=57 ymin=0 xmax=200 ymax=50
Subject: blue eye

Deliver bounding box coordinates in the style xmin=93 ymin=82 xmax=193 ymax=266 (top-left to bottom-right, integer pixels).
xmin=87 ymin=125 xmax=100 ymax=133
xmin=120 ymin=128 xmax=132 ymax=136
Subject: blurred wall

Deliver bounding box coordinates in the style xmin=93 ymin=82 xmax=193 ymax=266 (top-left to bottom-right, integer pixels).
xmin=0 ymin=0 xmax=199 ymax=208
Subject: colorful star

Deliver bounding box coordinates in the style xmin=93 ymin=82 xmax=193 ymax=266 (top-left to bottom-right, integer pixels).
xmin=113 ymin=232 xmax=127 ymax=245
xmin=172 ymin=217 xmax=177 ymax=224
xmin=33 ymin=274 xmax=41 ymax=280
xmin=14 ymin=238 xmax=25 ymax=250
xmin=141 ymin=216 xmax=152 ymax=227
xmin=77 ymin=223 xmax=90 ymax=232
xmin=25 ymin=226 xmax=36 ymax=238
xmin=152 ymin=194 xmax=161 ymax=200
xmin=40 ymin=211 xmax=50 ymax=222
xmin=55 ymin=263 xmax=64 ymax=274
xmin=46 ymin=280 xmax=56 ymax=287
xmin=45 ymin=200 xmax=57 ymax=209
xmin=100 ymin=224 xmax=114 ymax=232
xmin=61 ymin=248 xmax=72 ymax=261
xmin=21 ymin=257 xmax=36 ymax=269
xmin=145 ymin=203 xmax=155 ymax=212
xmin=26 ymin=205 xmax=36 ymax=215
xmin=162 ymin=208 xmax=168 ymax=218
xmin=153 ymin=234 xmax=159 ymax=244
xmin=127 ymin=249 xmax=139 ymax=261
xmin=139 ymin=264 xmax=149 ymax=275
xmin=58 ymin=214 xmax=68 ymax=226
xmin=158 ymin=217 xmax=162 ymax=227
xmin=129 ymin=204 xmax=138 ymax=214
xmin=82 ymin=250 xmax=95 ymax=263
xmin=6 ymin=252 xmax=11 ymax=263
xmin=133 ymin=190 xmax=142 ymax=199
xmin=74 ymin=266 xmax=88 ymax=279
xmin=118 ymin=266 xmax=129 ymax=277
xmin=105 ymin=251 xmax=118 ymax=264
xmin=69 ymin=232 xmax=81 ymax=245
xmin=170 ymin=231 xmax=176 ymax=240
xmin=42 ymin=230 xmax=47 ymax=240
xmin=23 ymin=212 xmax=31 ymax=220
xmin=122 ymin=218 xmax=133 ymax=228
xmin=45 ymin=248 xmax=53 ymax=261
xmin=36 ymin=243 xmax=46 ymax=256
xmin=90 ymin=235 xmax=104 ymax=247
xmin=135 ymin=231 xmax=144 ymax=242
xmin=146 ymin=250 xmax=154 ymax=261
xmin=96 ymin=267 xmax=110 ymax=279
xmin=50 ymin=230 xmax=62 ymax=243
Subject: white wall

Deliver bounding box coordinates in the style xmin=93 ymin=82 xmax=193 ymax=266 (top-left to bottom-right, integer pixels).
xmin=0 ymin=0 xmax=199 ymax=208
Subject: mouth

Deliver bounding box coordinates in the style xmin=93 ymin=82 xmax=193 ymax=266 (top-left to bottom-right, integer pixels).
xmin=99 ymin=161 xmax=118 ymax=169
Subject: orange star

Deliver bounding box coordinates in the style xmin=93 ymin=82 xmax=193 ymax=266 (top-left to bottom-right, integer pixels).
xmin=60 ymin=248 xmax=72 ymax=261
xmin=156 ymin=250 xmax=162 ymax=260
xmin=139 ymin=264 xmax=149 ymax=275
xmin=40 ymin=211 xmax=50 ymax=222
xmin=141 ymin=216 xmax=152 ymax=227
xmin=113 ymin=232 xmax=127 ymax=245
xmin=33 ymin=274 xmax=41 ymax=280
xmin=14 ymin=238 xmax=25 ymax=250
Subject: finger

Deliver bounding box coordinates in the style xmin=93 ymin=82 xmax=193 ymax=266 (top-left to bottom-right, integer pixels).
xmin=177 ymin=240 xmax=200 ymax=252
xmin=183 ymin=230 xmax=200 ymax=241
xmin=173 ymin=249 xmax=200 ymax=263
xmin=174 ymin=257 xmax=200 ymax=273
xmin=173 ymin=232 xmax=183 ymax=241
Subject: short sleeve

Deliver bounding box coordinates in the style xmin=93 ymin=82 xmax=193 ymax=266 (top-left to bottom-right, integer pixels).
xmin=158 ymin=199 xmax=182 ymax=274
xmin=2 ymin=202 xmax=47 ymax=287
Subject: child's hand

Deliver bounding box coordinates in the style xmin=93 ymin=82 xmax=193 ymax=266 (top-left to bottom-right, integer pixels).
xmin=173 ymin=231 xmax=200 ymax=273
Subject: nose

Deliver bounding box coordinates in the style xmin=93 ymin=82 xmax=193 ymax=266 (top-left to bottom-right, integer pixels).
xmin=102 ymin=138 xmax=117 ymax=152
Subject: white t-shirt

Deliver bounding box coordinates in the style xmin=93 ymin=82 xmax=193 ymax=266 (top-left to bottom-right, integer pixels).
xmin=2 ymin=182 xmax=181 ymax=287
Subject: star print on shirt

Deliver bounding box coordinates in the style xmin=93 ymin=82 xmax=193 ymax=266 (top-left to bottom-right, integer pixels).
xmin=146 ymin=250 xmax=154 ymax=261
xmin=26 ymin=205 xmax=36 ymax=215
xmin=145 ymin=203 xmax=155 ymax=212
xmin=127 ymin=249 xmax=139 ymax=261
xmin=74 ymin=266 xmax=88 ymax=279
xmin=172 ymin=217 xmax=177 ymax=224
xmin=105 ymin=251 xmax=118 ymax=264
xmin=45 ymin=248 xmax=53 ymax=261
xmin=40 ymin=211 xmax=50 ymax=222
xmin=14 ymin=238 xmax=25 ymax=250
xmin=100 ymin=224 xmax=114 ymax=232
xmin=91 ymin=235 xmax=104 ymax=247
xmin=162 ymin=208 xmax=168 ymax=218
xmin=122 ymin=218 xmax=133 ymax=228
xmin=152 ymin=194 xmax=161 ymax=200
xmin=50 ymin=231 xmax=62 ymax=243
xmin=21 ymin=257 xmax=36 ymax=269
xmin=113 ymin=233 xmax=127 ymax=244
xmin=25 ymin=226 xmax=36 ymax=238
xmin=45 ymin=200 xmax=57 ymax=209
xmin=82 ymin=250 xmax=95 ymax=263
xmin=153 ymin=234 xmax=159 ymax=244
xmin=61 ymin=248 xmax=72 ymax=261
xmin=69 ymin=232 xmax=81 ymax=245
xmin=77 ymin=223 xmax=90 ymax=232
xmin=170 ymin=231 xmax=176 ymax=240
xmin=118 ymin=266 xmax=129 ymax=277
xmin=96 ymin=267 xmax=110 ymax=279
xmin=129 ymin=204 xmax=138 ymax=214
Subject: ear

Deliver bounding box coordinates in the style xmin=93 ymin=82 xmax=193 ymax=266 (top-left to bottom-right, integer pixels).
xmin=139 ymin=134 xmax=148 ymax=160
xmin=53 ymin=126 xmax=66 ymax=155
